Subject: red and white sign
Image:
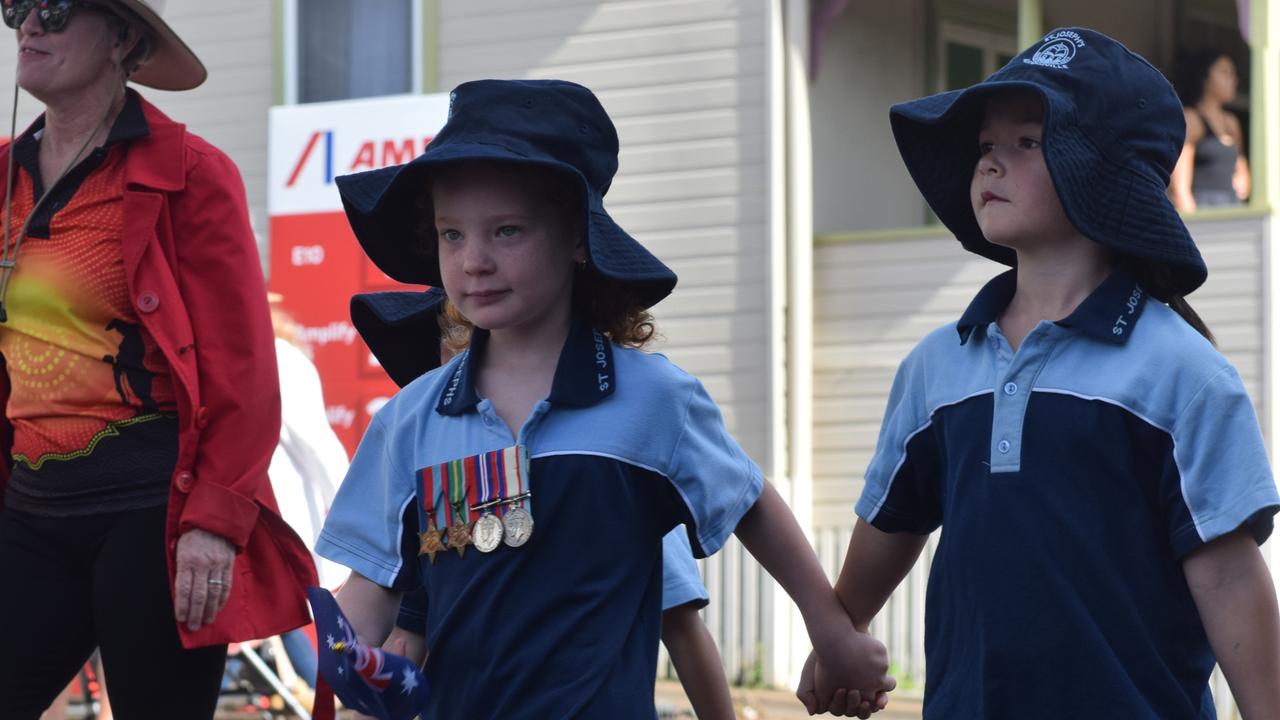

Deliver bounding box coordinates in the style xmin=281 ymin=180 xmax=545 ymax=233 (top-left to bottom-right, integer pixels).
xmin=268 ymin=93 xmax=451 ymax=455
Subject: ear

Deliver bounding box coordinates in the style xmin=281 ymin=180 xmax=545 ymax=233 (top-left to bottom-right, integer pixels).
xmin=112 ymin=25 xmax=139 ymax=61
xmin=571 ymin=238 xmax=588 ymax=265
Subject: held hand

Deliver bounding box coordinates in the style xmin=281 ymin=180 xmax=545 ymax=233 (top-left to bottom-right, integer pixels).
xmin=798 ymin=648 xmax=892 ymax=718
xmin=174 ymin=527 xmax=236 ymax=631
xmin=813 ymin=628 xmax=895 ymax=717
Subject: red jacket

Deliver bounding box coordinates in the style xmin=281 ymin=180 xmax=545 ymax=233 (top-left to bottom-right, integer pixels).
xmin=0 ymin=92 xmax=318 ymax=647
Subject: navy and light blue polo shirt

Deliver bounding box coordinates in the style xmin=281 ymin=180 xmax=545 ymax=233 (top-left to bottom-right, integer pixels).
xmin=661 ymin=526 xmax=710 ymax=611
xmin=856 ymin=268 xmax=1280 ymax=720
xmin=317 ymin=315 xmax=761 ymax=720
xmin=396 ymin=526 xmax=710 ymax=636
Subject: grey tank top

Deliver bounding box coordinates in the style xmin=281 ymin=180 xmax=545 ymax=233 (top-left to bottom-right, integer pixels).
xmin=1190 ymin=109 xmax=1239 ymax=197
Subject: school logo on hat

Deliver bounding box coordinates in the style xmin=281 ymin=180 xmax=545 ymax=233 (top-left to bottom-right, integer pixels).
xmin=307 ymin=587 xmax=430 ymax=720
xmin=1024 ymin=30 xmax=1086 ymax=69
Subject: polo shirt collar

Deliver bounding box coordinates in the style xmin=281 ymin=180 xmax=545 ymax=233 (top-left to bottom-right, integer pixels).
xmin=18 ymin=89 xmax=150 ymax=152
xmin=956 ymin=266 xmax=1149 ymax=345
xmin=437 ymin=313 xmax=617 ymax=415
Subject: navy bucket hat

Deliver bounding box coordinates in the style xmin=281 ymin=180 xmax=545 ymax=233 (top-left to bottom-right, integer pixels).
xmin=336 ymin=79 xmax=677 ymax=309
xmin=891 ymin=27 xmax=1207 ymax=299
xmin=350 ymin=287 xmax=446 ymax=389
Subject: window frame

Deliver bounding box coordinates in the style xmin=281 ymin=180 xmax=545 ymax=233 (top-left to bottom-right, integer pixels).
xmin=282 ymin=0 xmax=425 ymax=106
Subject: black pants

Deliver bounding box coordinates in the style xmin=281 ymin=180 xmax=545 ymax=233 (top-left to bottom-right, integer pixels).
xmin=0 ymin=503 xmax=227 ymax=719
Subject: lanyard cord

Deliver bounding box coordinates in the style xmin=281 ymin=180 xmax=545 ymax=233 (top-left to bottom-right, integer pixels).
xmin=0 ymin=81 xmax=115 ymax=323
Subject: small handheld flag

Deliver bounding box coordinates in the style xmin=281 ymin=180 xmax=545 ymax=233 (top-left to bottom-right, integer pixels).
xmin=306 ymin=587 xmax=429 ymax=720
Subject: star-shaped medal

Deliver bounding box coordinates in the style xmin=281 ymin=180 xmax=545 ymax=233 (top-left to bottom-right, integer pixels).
xmin=418 ymin=525 xmax=444 ymax=564
xmin=447 ymin=520 xmax=471 ymax=559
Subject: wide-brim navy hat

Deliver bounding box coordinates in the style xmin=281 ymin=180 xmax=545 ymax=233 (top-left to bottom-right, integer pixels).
xmin=891 ymin=27 xmax=1207 ymax=299
xmin=336 ymin=79 xmax=677 ymax=310
xmin=350 ymin=288 xmax=446 ymax=389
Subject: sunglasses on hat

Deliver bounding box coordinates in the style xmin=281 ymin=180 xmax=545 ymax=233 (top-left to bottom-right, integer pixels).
xmin=2 ymin=0 xmax=114 ymax=32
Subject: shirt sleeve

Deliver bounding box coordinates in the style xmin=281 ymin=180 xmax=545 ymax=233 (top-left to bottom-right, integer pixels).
xmin=1167 ymin=365 xmax=1280 ymax=558
xmin=664 ymin=377 xmax=764 ymax=558
xmin=395 ymin=585 xmax=430 ymax=636
xmin=855 ymin=352 xmax=944 ymax=534
xmin=315 ymin=412 xmax=420 ymax=589
xmin=661 ymin=526 xmax=709 ymax=612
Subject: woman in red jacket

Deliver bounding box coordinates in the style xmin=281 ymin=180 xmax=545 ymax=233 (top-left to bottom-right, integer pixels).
xmin=0 ymin=2 xmax=316 ymax=717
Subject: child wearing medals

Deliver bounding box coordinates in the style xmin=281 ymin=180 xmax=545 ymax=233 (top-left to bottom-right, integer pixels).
xmin=317 ymin=79 xmax=894 ymax=719
xmin=348 ymin=287 xmax=739 ymax=720
xmin=797 ymin=28 xmax=1280 ymax=718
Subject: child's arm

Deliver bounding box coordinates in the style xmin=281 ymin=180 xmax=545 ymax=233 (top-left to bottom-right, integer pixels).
xmin=734 ymin=482 xmax=895 ymax=708
xmin=334 ymin=571 xmax=403 ymax=647
xmin=1183 ymin=528 xmax=1280 ymax=719
xmin=795 ymin=519 xmax=927 ymax=716
xmin=661 ymin=602 xmax=736 ymax=720
xmin=835 ymin=519 xmax=929 ymax=629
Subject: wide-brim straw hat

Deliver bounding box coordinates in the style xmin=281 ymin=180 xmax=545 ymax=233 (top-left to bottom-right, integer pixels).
xmin=114 ymin=0 xmax=206 ymax=90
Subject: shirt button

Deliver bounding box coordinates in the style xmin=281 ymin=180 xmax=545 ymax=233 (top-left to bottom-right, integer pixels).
xmin=174 ymin=470 xmax=194 ymax=492
xmin=997 ymin=439 xmax=1011 ymax=454
xmin=195 ymin=406 xmax=210 ymax=429
xmin=1003 ymin=382 xmax=1018 ymax=396
xmin=137 ymin=291 xmax=159 ymax=313
xmin=482 ymin=416 xmax=493 ymax=427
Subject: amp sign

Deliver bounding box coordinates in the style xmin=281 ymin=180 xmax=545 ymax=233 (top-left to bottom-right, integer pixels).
xmin=268 ymin=93 xmax=451 ymax=453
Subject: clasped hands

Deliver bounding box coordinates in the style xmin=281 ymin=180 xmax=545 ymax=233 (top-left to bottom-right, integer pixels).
xmin=797 ymin=624 xmax=896 ymax=718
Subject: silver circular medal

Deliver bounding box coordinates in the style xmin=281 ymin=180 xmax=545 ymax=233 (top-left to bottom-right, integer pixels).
xmin=502 ymin=506 xmax=534 ymax=547
xmin=473 ymin=513 xmax=503 ymax=553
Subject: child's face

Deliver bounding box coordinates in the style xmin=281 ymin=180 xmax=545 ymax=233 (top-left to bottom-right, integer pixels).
xmin=434 ymin=164 xmax=586 ymax=335
xmin=970 ymin=92 xmax=1078 ymax=251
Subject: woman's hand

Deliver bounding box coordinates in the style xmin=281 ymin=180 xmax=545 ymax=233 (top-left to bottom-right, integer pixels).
xmin=174 ymin=527 xmax=236 ymax=631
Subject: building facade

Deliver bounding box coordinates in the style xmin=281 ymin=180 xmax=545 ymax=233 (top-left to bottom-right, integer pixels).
xmin=3 ymin=1 xmax=1277 ymax=712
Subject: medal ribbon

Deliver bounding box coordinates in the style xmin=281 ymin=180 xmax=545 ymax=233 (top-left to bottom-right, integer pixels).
xmin=447 ymin=457 xmax=466 ymax=526
xmin=425 ymin=445 xmax=532 ymax=528
xmin=506 ymin=445 xmax=530 ymax=514
xmin=464 ymin=455 xmax=480 ymax=524
xmin=477 ymin=449 xmax=499 ymax=514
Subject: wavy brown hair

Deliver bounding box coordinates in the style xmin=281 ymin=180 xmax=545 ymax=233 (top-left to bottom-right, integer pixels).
xmin=425 ymin=162 xmax=658 ymax=354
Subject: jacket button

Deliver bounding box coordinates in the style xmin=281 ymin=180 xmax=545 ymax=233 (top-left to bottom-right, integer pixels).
xmin=195 ymin=406 xmax=210 ymax=429
xmin=137 ymin=291 xmax=160 ymax=313
xmin=174 ymin=470 xmax=194 ymax=492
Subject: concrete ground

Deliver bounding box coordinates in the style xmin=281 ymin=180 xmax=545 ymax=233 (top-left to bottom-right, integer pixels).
xmin=655 ymin=679 xmax=924 ymax=720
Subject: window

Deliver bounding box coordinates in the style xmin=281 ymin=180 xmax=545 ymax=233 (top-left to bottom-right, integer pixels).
xmin=937 ymin=22 xmax=1017 ymax=92
xmin=285 ymin=0 xmax=422 ymax=104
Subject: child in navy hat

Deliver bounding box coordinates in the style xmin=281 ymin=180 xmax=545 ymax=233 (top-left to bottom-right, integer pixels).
xmin=316 ymin=78 xmax=895 ymax=719
xmin=799 ymin=28 xmax=1280 ymax=719
xmin=349 ymin=286 xmax=737 ymax=719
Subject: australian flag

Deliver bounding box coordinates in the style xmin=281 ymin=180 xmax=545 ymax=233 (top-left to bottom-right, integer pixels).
xmin=307 ymin=587 xmax=430 ymax=720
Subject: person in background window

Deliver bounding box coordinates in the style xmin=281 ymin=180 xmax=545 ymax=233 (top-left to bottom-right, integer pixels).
xmin=1171 ymin=50 xmax=1251 ymax=211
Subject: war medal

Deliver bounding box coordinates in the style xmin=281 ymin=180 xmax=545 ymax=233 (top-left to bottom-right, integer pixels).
xmin=502 ymin=503 xmax=534 ymax=548
xmin=471 ymin=452 xmax=504 ymax=553
xmin=501 ymin=445 xmax=533 ymax=547
xmin=417 ymin=467 xmax=446 ymax=564
xmin=472 ymin=511 xmax=503 ymax=553
xmin=418 ymin=519 xmax=445 ymax=564
xmin=445 ymin=458 xmax=471 ymax=558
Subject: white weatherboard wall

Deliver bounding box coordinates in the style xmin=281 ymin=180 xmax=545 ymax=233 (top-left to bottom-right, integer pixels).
xmin=437 ymin=0 xmax=778 ymax=684
xmin=0 ymin=0 xmax=276 ymax=237
xmin=811 ymin=214 xmax=1271 ymax=689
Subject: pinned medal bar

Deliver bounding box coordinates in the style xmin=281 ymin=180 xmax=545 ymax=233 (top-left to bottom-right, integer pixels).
xmin=421 ymin=445 xmax=533 ymax=559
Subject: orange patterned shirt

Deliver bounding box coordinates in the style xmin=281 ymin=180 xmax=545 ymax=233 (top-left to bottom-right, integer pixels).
xmin=0 ymin=101 xmax=177 ymax=494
